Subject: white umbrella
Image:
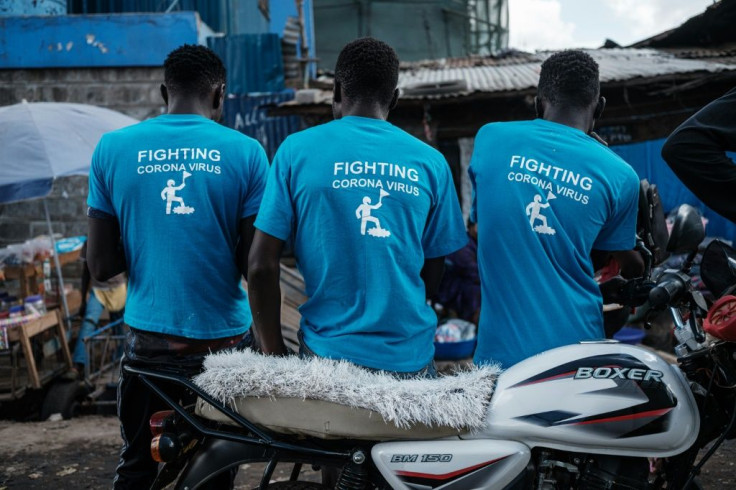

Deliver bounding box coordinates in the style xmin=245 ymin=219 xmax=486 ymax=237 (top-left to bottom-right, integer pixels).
xmin=0 ymin=101 xmax=138 ymax=203
xmin=0 ymin=101 xmax=138 ymax=324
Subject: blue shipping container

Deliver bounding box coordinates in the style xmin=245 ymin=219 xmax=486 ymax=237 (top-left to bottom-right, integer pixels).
xmin=0 ymin=12 xmax=199 ymax=68
xmin=208 ymin=34 xmax=285 ymax=95
xmin=224 ymin=91 xmax=301 ymax=159
xmin=67 ymin=0 xmax=227 ymax=33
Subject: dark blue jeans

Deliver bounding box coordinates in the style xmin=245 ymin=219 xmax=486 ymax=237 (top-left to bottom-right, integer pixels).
xmin=114 ymin=327 xmax=252 ymax=490
xmin=72 ymin=292 xmax=124 ymax=366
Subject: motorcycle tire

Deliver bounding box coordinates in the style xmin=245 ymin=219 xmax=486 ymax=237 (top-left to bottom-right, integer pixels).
xmin=265 ymin=482 xmax=329 ymax=489
xmin=40 ymin=380 xmax=84 ymax=420
xmin=666 ymin=477 xmax=704 ymax=490
xmin=682 ymin=477 xmax=704 ymax=490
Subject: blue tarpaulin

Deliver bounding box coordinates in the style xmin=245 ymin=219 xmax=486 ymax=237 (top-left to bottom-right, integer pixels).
xmin=223 ymin=91 xmax=301 ymax=160
xmin=208 ymin=34 xmax=285 ymax=95
xmin=610 ymin=138 xmax=736 ymax=243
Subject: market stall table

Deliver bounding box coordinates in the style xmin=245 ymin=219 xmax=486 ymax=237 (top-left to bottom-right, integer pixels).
xmin=3 ymin=309 xmax=72 ymax=392
xmin=2 ymin=250 xmax=82 ymax=299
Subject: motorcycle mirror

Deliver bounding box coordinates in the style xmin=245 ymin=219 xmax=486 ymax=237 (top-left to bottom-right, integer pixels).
xmin=666 ymin=204 xmax=705 ymax=254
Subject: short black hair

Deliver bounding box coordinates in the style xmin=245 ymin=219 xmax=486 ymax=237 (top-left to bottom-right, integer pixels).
xmin=538 ymin=50 xmax=600 ymax=109
xmin=164 ymin=44 xmax=226 ymax=98
xmin=335 ymin=37 xmax=399 ymax=107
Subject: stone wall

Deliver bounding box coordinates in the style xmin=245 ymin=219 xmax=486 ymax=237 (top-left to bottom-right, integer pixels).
xmin=0 ymin=66 xmax=165 ymax=283
xmin=0 ymin=176 xmax=89 ymax=246
xmin=0 ymin=66 xmax=165 ymax=120
xmin=0 ymin=176 xmax=89 ymax=286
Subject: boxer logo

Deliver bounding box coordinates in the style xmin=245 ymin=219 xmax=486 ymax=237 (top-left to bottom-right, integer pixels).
xmin=574 ymin=366 xmax=664 ymax=382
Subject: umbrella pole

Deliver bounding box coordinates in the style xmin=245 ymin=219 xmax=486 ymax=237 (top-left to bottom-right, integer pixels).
xmin=43 ymin=199 xmax=72 ymax=330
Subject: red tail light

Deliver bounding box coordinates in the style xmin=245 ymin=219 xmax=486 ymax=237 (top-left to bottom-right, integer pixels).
xmin=149 ymin=410 xmax=175 ymax=436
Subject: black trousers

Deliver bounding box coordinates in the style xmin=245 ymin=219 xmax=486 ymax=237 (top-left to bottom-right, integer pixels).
xmin=113 ymin=327 xmax=251 ymax=490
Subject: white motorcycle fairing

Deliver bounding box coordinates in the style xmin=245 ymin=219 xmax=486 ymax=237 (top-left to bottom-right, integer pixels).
xmin=469 ymin=342 xmax=699 ymax=457
xmin=372 ymin=439 xmax=530 ymax=490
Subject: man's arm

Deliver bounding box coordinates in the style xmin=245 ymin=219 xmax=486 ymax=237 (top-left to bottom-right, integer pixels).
xmin=662 ymin=88 xmax=736 ymax=223
xmin=236 ymin=215 xmax=257 ymax=280
xmin=79 ymin=243 xmax=91 ymax=317
xmin=87 ymin=215 xmax=126 ymax=282
xmin=247 ymin=230 xmax=288 ymax=355
xmin=609 ymin=250 xmax=644 ymax=279
xmin=421 ymin=257 xmax=445 ymax=300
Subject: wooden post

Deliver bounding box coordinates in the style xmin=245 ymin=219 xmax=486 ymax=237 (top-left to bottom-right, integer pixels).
xmin=54 ymin=309 xmax=73 ymax=369
xmin=16 ymin=319 xmax=41 ymax=390
xmin=8 ymin=309 xmax=73 ymax=390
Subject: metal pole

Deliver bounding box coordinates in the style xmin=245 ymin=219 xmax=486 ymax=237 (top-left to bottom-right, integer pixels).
xmin=164 ymin=0 xmax=180 ymax=13
xmin=43 ymin=199 xmax=71 ymax=330
xmin=296 ymin=0 xmax=309 ymax=89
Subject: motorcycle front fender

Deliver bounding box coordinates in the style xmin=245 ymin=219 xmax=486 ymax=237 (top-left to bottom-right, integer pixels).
xmin=174 ymin=438 xmax=274 ymax=490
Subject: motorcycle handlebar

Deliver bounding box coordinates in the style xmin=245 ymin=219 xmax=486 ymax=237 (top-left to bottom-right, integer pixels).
xmin=648 ymin=277 xmax=686 ymax=309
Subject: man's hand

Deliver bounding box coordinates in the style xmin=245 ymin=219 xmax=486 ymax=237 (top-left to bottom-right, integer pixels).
xmin=599 ymin=275 xmax=627 ymax=305
xmin=247 ymin=230 xmax=288 ymax=356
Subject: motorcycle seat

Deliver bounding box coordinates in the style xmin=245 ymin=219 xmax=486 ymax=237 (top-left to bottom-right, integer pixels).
xmin=193 ymin=349 xmax=500 ymax=441
xmin=196 ymin=396 xmax=462 ymax=440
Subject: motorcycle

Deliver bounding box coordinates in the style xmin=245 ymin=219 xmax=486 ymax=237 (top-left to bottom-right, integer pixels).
xmin=132 ymin=203 xmax=736 ymax=490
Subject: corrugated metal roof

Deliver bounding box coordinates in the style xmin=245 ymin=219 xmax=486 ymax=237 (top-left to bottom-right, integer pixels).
xmin=592 ymin=48 xmax=734 ymax=82
xmin=399 ymin=48 xmax=736 ymax=98
xmin=283 ymin=47 xmax=736 ymax=106
xmin=399 ymin=51 xmax=540 ymax=69
xmin=657 ymin=44 xmax=736 ymax=61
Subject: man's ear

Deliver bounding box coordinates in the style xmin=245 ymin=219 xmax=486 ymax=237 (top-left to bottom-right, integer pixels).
xmin=594 ymin=96 xmax=606 ymax=120
xmin=534 ymin=96 xmax=543 ymax=118
xmin=213 ymin=83 xmax=225 ymax=110
xmin=333 ymin=81 xmax=342 ymax=102
xmin=389 ymin=88 xmax=399 ymax=110
xmin=160 ymin=83 xmax=169 ymax=106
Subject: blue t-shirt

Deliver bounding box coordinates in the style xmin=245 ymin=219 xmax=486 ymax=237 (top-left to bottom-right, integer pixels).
xmin=255 ymin=116 xmax=467 ymax=372
xmin=470 ymin=119 xmax=640 ymax=368
xmin=87 ymin=114 xmax=268 ymax=339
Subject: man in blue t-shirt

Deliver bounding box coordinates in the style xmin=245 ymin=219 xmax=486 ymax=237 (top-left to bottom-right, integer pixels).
xmin=470 ymin=50 xmax=644 ymax=369
xmin=87 ymin=45 xmax=268 ymax=489
xmin=248 ymin=38 xmax=467 ymax=375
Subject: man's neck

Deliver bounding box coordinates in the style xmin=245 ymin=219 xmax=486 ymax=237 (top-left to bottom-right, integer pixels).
xmin=166 ymin=98 xmax=211 ymax=119
xmin=340 ymin=100 xmax=389 ymax=120
xmin=542 ymin=107 xmax=592 ymax=134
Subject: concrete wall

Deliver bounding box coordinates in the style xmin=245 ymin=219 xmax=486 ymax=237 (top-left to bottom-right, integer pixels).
xmin=0 ymin=66 xmax=164 ymax=120
xmin=0 ymin=176 xmax=88 ymax=285
xmin=0 ymin=176 xmax=88 ymax=247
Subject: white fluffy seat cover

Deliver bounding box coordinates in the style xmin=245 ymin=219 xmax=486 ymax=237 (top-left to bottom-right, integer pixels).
xmin=193 ymin=350 xmax=500 ymax=438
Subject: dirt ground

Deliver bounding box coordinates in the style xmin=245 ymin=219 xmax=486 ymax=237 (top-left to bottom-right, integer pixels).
xmin=0 ymin=415 xmax=322 ymax=489
xmin=0 ymin=415 xmax=733 ymax=489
